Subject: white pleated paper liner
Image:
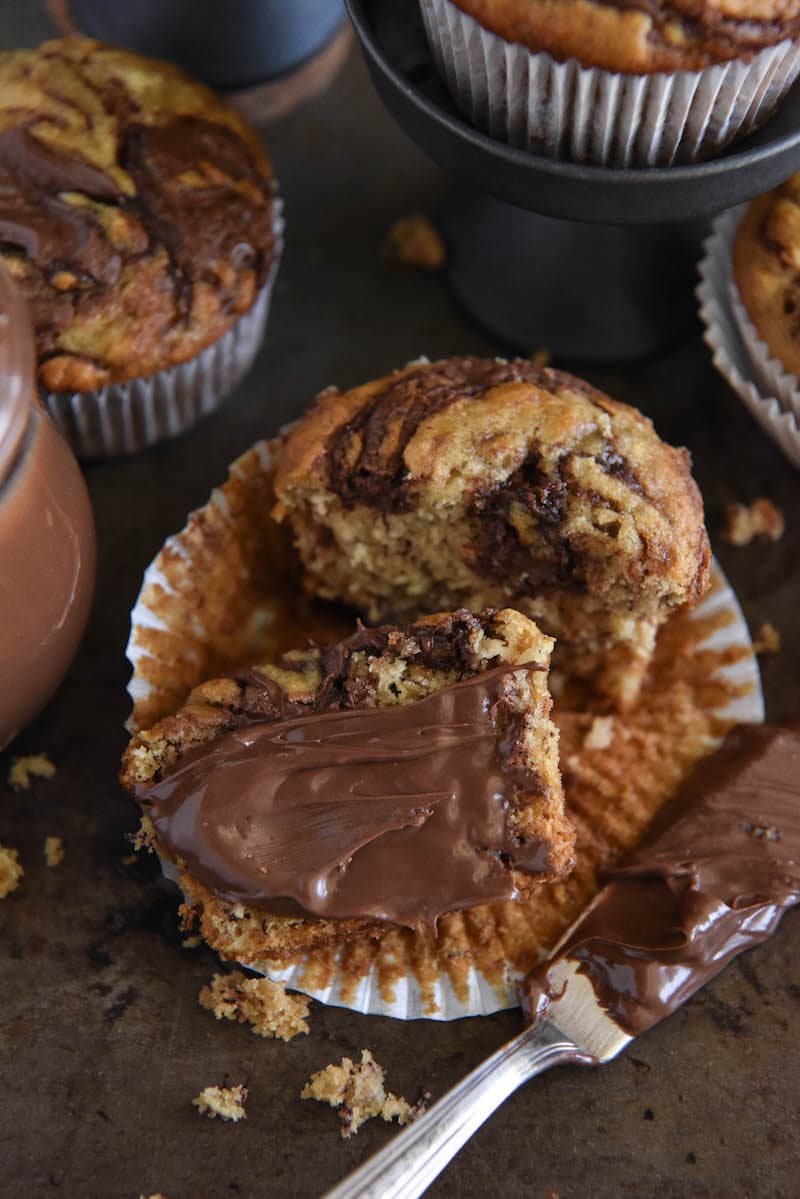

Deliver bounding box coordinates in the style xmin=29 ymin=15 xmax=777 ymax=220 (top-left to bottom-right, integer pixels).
xmin=698 ymin=209 xmax=800 ymax=470
xmin=127 ymin=435 xmax=764 ymax=1021
xmin=419 ymin=0 xmax=800 ymax=167
xmin=42 ymin=200 xmax=284 ymax=460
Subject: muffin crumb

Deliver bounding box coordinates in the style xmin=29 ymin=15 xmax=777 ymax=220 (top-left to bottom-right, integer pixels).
xmin=0 ymin=845 xmax=23 ymax=897
xmin=8 ymin=753 xmax=55 ymax=790
xmin=44 ymin=836 xmax=64 ymax=867
xmin=584 ymin=715 xmax=615 ymax=750
xmin=301 ymin=1049 xmax=425 ymax=1138
xmin=182 ymin=935 xmax=203 ymax=950
xmin=385 ymin=214 xmax=445 ymax=270
xmin=753 ymin=622 xmax=781 ymax=655
xmin=192 ymin=1084 xmax=247 ymax=1122
xmin=200 ymin=970 xmax=310 ymax=1041
xmin=723 ymin=499 xmax=784 ymax=546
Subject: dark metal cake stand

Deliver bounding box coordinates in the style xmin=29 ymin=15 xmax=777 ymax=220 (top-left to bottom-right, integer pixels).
xmin=347 ymin=0 xmax=800 ymax=361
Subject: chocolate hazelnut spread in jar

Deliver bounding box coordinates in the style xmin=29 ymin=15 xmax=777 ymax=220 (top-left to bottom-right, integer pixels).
xmin=0 ymin=266 xmax=95 ymax=748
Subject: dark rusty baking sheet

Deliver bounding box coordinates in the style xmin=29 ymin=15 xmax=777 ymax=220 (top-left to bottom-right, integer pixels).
xmin=0 ymin=10 xmax=798 ymax=1198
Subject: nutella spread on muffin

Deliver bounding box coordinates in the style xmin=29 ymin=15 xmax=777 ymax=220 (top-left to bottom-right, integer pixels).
xmin=122 ymin=608 xmax=573 ymax=959
xmin=274 ymin=356 xmax=711 ymax=707
xmin=521 ymin=722 xmax=800 ymax=1034
xmin=0 ymin=38 xmax=277 ymax=392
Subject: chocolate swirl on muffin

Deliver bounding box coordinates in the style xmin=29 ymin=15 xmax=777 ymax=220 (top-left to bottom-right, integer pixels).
xmin=274 ymin=357 xmax=711 ymax=707
xmin=0 ymin=38 xmax=277 ymax=392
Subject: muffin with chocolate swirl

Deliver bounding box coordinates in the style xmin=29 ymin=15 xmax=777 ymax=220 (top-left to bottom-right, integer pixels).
xmin=447 ymin=0 xmax=800 ymax=73
xmin=121 ymin=608 xmax=573 ymax=962
xmin=0 ymin=38 xmax=280 ymax=454
xmin=419 ymin=0 xmax=800 ymax=166
xmin=273 ymin=357 xmax=711 ymax=707
xmin=733 ymin=173 xmax=800 ymax=383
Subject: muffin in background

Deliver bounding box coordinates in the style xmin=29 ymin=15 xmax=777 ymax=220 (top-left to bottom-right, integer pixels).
xmin=273 ymin=356 xmax=711 ymax=709
xmin=0 ymin=38 xmax=282 ymax=455
xmin=733 ymin=174 xmax=800 ymax=392
xmin=419 ymin=0 xmax=800 ymax=167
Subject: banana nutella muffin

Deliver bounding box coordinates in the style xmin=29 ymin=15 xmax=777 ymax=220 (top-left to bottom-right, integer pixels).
xmin=733 ymin=174 xmax=800 ymax=382
xmin=448 ymin=0 xmax=800 ymax=73
xmin=121 ymin=608 xmax=573 ymax=962
xmin=420 ymin=0 xmax=800 ymax=166
xmin=0 ymin=38 xmax=280 ymax=453
xmin=274 ymin=357 xmax=711 ymax=707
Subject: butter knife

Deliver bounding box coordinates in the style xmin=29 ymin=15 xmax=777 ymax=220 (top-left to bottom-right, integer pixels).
xmin=324 ymin=722 xmax=800 ymax=1199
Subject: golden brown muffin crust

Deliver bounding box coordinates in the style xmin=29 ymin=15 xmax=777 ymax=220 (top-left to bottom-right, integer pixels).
xmin=447 ymin=0 xmax=800 ymax=73
xmin=733 ymin=174 xmax=800 ymax=381
xmin=0 ymin=38 xmax=277 ymax=391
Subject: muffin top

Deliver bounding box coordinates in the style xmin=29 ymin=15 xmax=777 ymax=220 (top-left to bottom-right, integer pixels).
xmin=449 ymin=0 xmax=800 ymax=73
xmin=274 ymin=356 xmax=710 ymax=626
xmin=733 ymin=173 xmax=800 ymax=380
xmin=0 ymin=38 xmax=277 ymax=392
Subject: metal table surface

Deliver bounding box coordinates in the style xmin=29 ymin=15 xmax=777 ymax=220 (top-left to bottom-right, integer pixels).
xmin=1 ymin=10 xmax=799 ymax=1199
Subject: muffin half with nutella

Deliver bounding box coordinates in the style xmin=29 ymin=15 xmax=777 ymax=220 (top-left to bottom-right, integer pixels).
xmin=273 ymin=357 xmax=711 ymax=708
xmin=121 ymin=608 xmax=573 ymax=961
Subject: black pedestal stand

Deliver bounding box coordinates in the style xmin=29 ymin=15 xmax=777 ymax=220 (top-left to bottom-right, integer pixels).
xmin=347 ymin=0 xmax=800 ymax=362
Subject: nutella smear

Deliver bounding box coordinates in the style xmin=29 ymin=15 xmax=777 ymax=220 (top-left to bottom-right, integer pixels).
xmin=521 ymin=723 xmax=800 ymax=1036
xmin=138 ymin=666 xmax=552 ymax=929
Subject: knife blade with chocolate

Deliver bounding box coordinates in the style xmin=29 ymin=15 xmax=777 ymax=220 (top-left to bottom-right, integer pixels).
xmin=327 ymin=721 xmax=800 ymax=1199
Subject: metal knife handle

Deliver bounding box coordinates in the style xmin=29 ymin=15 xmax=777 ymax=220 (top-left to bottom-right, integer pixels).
xmin=323 ymin=1020 xmax=582 ymax=1199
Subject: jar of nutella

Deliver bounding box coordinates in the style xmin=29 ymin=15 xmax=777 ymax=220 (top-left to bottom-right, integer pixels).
xmin=0 ymin=265 xmax=95 ymax=748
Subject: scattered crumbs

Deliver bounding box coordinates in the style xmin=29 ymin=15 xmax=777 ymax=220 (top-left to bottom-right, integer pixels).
xmin=745 ymin=822 xmax=782 ymax=842
xmin=583 ymin=715 xmax=615 ymax=751
xmin=384 ymin=214 xmax=445 ymax=271
xmin=200 ymin=970 xmax=310 ymax=1041
xmin=301 ymin=1049 xmax=426 ymax=1139
xmin=752 ymin=621 xmax=781 ymax=655
xmin=8 ymin=753 xmax=55 ymax=790
xmin=44 ymin=836 xmax=64 ymax=867
xmin=0 ymin=844 xmax=23 ymax=897
xmin=723 ymin=498 xmax=784 ymax=546
xmin=529 ymin=347 xmax=551 ymax=367
xmin=192 ymin=1084 xmax=247 ymax=1122
xmin=121 ymin=854 xmax=138 ymax=867
xmin=182 ymin=935 xmax=203 ymax=950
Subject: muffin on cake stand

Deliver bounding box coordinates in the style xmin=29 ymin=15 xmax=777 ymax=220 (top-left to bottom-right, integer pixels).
xmin=346 ymin=0 xmax=800 ymax=362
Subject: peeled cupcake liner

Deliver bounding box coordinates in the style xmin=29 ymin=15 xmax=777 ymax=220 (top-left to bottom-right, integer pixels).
xmin=697 ymin=209 xmax=800 ymax=470
xmin=42 ymin=198 xmax=284 ymax=459
xmin=126 ymin=436 xmax=763 ymax=1020
xmin=419 ymin=0 xmax=800 ymax=168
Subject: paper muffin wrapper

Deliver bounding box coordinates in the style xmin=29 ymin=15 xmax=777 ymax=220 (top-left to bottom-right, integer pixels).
xmin=41 ymin=200 xmax=284 ymax=460
xmin=126 ymin=435 xmax=764 ymax=1020
xmin=698 ymin=209 xmax=800 ymax=470
xmin=419 ymin=0 xmax=800 ymax=167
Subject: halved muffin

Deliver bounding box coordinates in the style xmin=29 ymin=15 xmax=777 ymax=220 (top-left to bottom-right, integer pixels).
xmin=273 ymin=357 xmax=711 ymax=707
xmin=121 ymin=608 xmax=572 ymax=962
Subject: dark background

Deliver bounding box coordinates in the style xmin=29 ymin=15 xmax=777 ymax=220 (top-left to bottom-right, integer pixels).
xmin=0 ymin=8 xmax=798 ymax=1198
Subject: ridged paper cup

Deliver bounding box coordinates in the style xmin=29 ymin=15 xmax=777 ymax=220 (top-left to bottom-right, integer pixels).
xmin=419 ymin=0 xmax=800 ymax=167
xmin=126 ymin=430 xmax=764 ymax=1020
xmin=42 ymin=200 xmax=284 ymax=460
xmin=698 ymin=209 xmax=800 ymax=470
